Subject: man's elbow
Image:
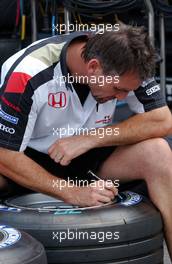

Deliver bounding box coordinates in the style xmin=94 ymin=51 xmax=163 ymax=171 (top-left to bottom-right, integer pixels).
xmin=148 ymin=106 xmax=172 ymax=136
xmin=159 ymin=108 xmax=172 ymax=135
xmin=164 ymin=115 xmax=172 ymax=135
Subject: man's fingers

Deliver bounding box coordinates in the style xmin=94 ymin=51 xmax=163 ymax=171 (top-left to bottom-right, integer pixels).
xmin=104 ymin=184 xmax=118 ymax=196
xmin=50 ymin=150 xmax=59 ymax=161
xmin=96 ymin=188 xmax=115 ymax=200
xmin=96 ymin=194 xmax=112 ymax=204
xmin=48 ymin=147 xmax=58 ymax=160
xmin=89 ymin=183 xmax=117 ymax=204
xmin=60 ymin=157 xmax=71 ymax=166
xmin=54 ymin=154 xmax=64 ymax=163
xmin=48 ymin=143 xmax=56 ymax=155
xmin=48 ymin=144 xmax=64 ymax=163
xmin=90 ymin=180 xmax=118 ymax=196
xmin=49 ymin=148 xmax=71 ymax=165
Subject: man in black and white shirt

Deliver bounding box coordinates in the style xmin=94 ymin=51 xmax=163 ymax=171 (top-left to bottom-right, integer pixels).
xmin=0 ymin=24 xmax=172 ymax=259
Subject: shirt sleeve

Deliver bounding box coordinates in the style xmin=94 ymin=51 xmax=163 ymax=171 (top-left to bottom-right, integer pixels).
xmin=125 ymin=91 xmax=145 ymax=114
xmin=134 ymin=77 xmax=167 ymax=112
xmin=0 ymin=71 xmax=37 ymax=152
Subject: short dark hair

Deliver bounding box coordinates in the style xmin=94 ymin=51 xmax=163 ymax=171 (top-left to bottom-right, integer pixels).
xmin=81 ymin=23 xmax=156 ymax=80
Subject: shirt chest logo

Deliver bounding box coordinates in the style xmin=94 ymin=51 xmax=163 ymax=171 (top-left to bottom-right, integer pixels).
xmin=95 ymin=115 xmax=112 ymax=124
xmin=48 ymin=92 xmax=67 ymax=108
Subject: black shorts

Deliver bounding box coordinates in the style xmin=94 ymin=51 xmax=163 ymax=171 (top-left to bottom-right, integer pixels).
xmin=24 ymin=146 xmax=115 ymax=182
xmin=24 ymin=146 xmax=148 ymax=195
xmin=3 ymin=136 xmax=172 ymax=197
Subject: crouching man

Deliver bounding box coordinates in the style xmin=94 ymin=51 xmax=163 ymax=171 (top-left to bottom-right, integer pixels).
xmin=0 ymin=24 xmax=172 ymax=259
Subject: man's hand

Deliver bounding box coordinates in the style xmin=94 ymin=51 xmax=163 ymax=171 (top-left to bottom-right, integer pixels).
xmin=48 ymin=135 xmax=95 ymax=165
xmin=62 ymin=180 xmax=118 ymax=207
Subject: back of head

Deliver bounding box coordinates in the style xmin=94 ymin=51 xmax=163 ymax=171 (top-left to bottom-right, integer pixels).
xmin=82 ymin=23 xmax=156 ymax=81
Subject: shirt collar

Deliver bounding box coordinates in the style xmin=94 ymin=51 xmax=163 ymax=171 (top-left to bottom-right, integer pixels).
xmin=60 ymin=31 xmax=93 ymax=91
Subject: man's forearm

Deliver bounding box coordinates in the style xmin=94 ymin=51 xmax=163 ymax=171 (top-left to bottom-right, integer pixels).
xmin=91 ymin=107 xmax=172 ymax=148
xmin=0 ymin=148 xmax=69 ymax=200
xmin=48 ymin=107 xmax=172 ymax=166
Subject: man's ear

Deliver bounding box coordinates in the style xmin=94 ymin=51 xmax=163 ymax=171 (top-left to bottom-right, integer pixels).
xmin=86 ymin=59 xmax=102 ymax=75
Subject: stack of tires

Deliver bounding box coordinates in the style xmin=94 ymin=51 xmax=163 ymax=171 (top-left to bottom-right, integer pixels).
xmin=0 ymin=225 xmax=47 ymax=264
xmin=0 ymin=191 xmax=164 ymax=263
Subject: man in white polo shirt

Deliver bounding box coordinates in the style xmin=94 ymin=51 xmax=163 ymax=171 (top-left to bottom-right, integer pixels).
xmin=0 ymin=24 xmax=172 ymax=259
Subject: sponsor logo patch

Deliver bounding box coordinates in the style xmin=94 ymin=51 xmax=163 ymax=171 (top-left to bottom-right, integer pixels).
xmin=0 ymin=108 xmax=19 ymax=124
xmin=95 ymin=115 xmax=112 ymax=124
xmin=0 ymin=123 xmax=15 ymax=134
xmin=146 ymin=85 xmax=160 ymax=96
xmin=48 ymin=92 xmax=67 ymax=108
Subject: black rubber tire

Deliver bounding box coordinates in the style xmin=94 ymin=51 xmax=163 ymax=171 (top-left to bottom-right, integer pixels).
xmin=0 ymin=191 xmax=163 ymax=263
xmin=46 ymin=234 xmax=163 ymax=263
xmin=47 ymin=248 xmax=163 ymax=264
xmin=0 ymin=225 xmax=47 ymax=264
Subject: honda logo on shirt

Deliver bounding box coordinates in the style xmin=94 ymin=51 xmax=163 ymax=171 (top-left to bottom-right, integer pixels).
xmin=48 ymin=92 xmax=67 ymax=108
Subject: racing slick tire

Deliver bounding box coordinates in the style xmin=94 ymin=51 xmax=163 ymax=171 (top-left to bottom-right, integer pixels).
xmin=0 ymin=191 xmax=164 ymax=263
xmin=0 ymin=224 xmax=47 ymax=264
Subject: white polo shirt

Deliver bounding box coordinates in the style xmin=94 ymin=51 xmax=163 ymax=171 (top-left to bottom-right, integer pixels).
xmin=0 ymin=32 xmax=166 ymax=153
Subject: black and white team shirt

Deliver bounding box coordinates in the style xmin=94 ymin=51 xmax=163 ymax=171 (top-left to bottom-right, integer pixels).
xmin=0 ymin=32 xmax=167 ymax=153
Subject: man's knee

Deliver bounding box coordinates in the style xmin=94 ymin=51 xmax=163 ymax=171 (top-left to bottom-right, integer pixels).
xmin=139 ymin=138 xmax=171 ymax=162
xmin=139 ymin=138 xmax=172 ymax=179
